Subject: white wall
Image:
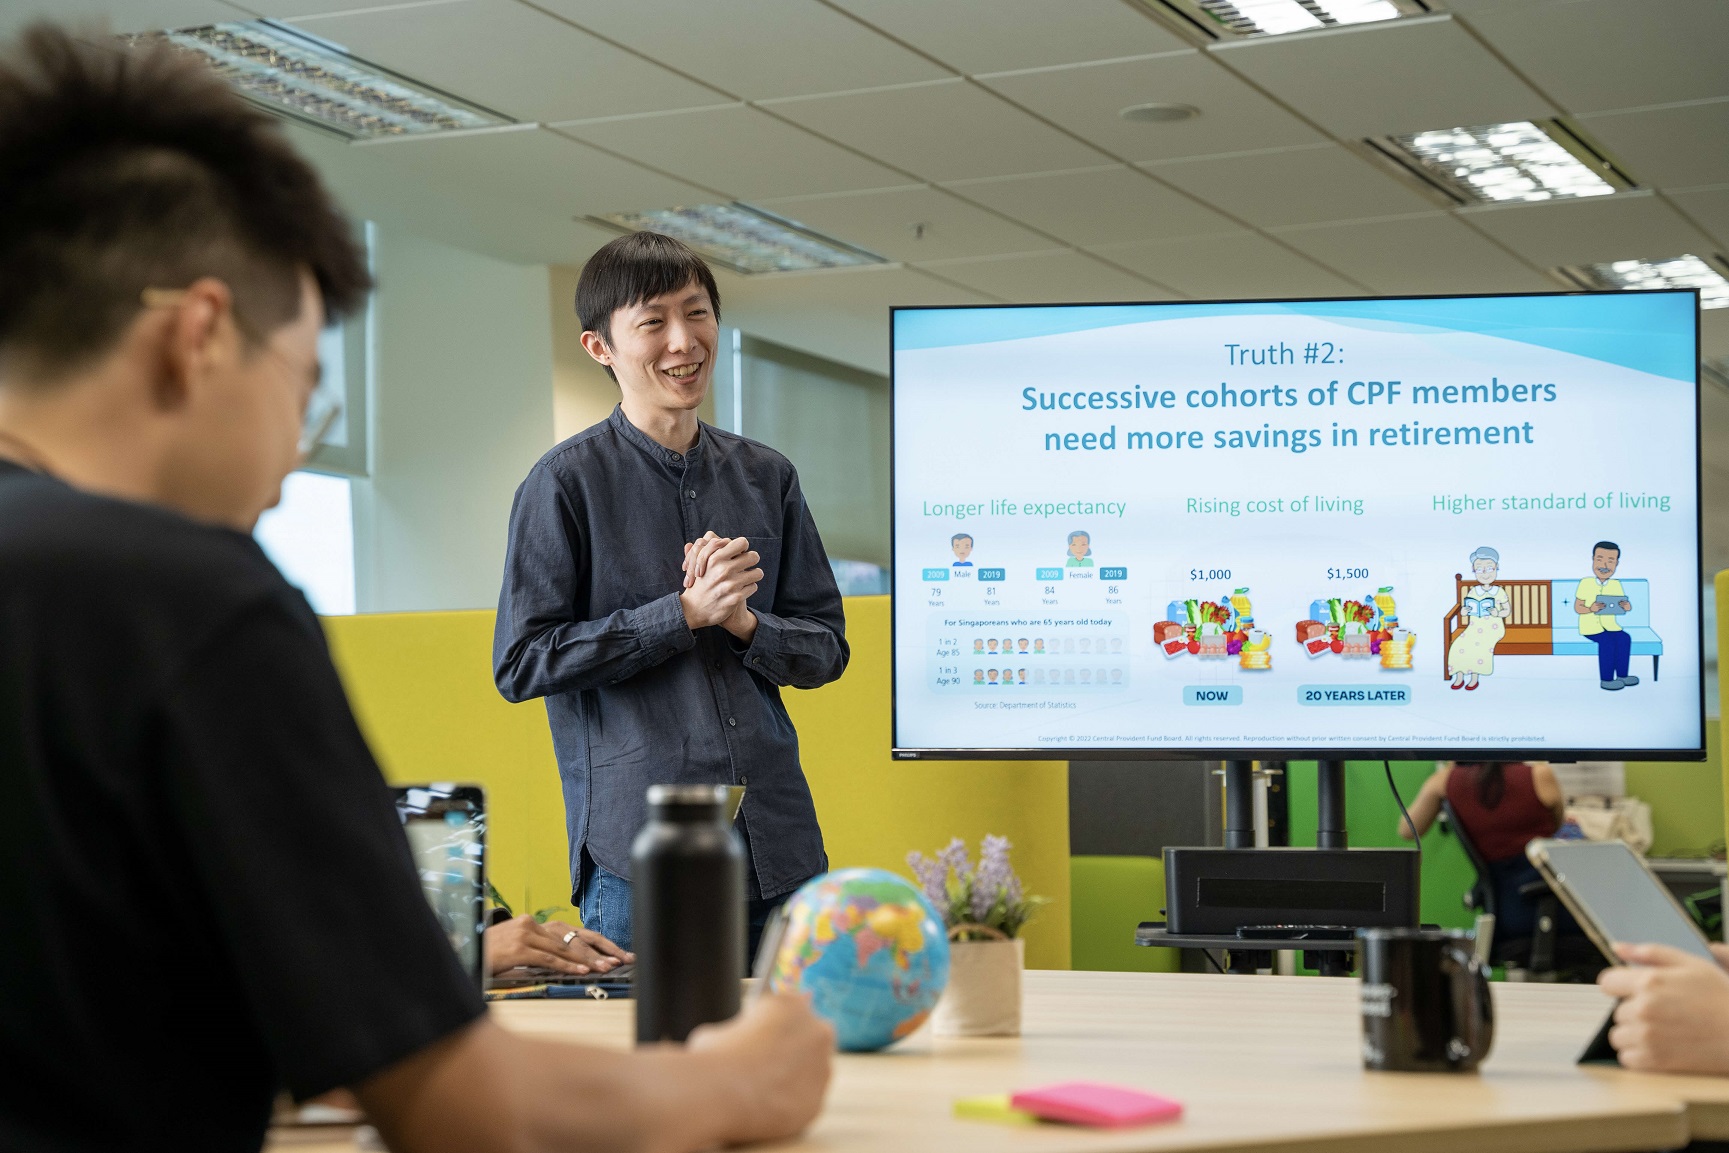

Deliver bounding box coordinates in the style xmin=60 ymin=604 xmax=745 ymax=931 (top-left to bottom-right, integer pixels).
xmin=352 ymin=227 xmax=554 ymax=612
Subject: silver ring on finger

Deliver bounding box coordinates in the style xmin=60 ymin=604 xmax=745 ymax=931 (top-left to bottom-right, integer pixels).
xmin=562 ymin=930 xmax=578 ymax=946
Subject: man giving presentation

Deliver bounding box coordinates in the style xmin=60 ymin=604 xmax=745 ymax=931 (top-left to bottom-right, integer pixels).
xmin=493 ymin=232 xmax=848 ymax=958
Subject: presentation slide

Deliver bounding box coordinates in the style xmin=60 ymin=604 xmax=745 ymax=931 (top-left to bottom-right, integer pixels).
xmin=891 ymin=292 xmax=1703 ymax=758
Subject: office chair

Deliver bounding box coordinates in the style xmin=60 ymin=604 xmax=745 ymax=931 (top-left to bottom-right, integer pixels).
xmin=1439 ymin=798 xmax=1565 ymax=980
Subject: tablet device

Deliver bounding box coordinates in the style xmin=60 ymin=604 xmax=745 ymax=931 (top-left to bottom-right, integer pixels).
xmin=1525 ymin=839 xmax=1714 ymax=965
xmin=1591 ymin=599 xmax=1631 ymax=616
xmin=394 ymin=784 xmax=488 ymax=989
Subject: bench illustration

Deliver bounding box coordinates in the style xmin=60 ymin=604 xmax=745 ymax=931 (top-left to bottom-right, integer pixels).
xmin=1442 ymin=575 xmax=1661 ymax=681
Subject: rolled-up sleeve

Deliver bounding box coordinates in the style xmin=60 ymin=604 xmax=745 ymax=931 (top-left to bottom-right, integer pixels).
xmin=740 ymin=469 xmax=848 ymax=690
xmin=493 ymin=463 xmax=694 ymax=702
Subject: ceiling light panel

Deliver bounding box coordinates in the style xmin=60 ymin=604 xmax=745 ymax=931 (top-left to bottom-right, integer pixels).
xmin=591 ymin=204 xmax=887 ymax=275
xmin=150 ymin=22 xmax=510 ymax=140
xmin=1192 ymin=0 xmax=1418 ymax=38
xmin=1381 ymin=121 xmax=1624 ymax=205
xmin=1564 ymin=255 xmax=1729 ymax=310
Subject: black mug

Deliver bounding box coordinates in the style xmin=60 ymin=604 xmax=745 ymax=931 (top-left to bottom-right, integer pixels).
xmin=1358 ymin=928 xmax=1494 ymax=1072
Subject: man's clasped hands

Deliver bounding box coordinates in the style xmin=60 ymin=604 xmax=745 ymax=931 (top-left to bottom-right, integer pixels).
xmin=680 ymin=530 xmax=763 ymax=640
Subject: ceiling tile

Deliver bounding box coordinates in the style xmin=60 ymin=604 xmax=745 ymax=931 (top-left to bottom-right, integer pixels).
xmin=1089 ymin=232 xmax=1360 ymax=299
xmin=1212 ymin=14 xmax=1554 ymax=140
xmin=286 ymin=0 xmax=721 ymax=122
xmin=1460 ymin=0 xmax=1729 ymax=114
xmin=980 ymin=51 xmax=1327 ymax=165
xmin=0 ymin=0 xmax=253 ymax=35
xmin=353 ymin=126 xmax=712 ymax=220
xmin=1270 ymin=214 xmax=1556 ymax=296
xmin=760 ymin=79 xmax=1107 ymax=182
xmin=1669 ymin=185 xmax=1729 ymax=251
xmin=526 ymin=0 xmax=947 ymax=100
xmin=945 ymin=166 xmax=1238 ymax=247
xmin=1579 ymin=100 xmax=1729 ymax=190
xmin=915 ymin=251 xmax=1171 ymax=304
xmin=1461 ymin=190 xmax=1718 ymax=268
xmin=287 ymin=121 xmax=623 ymax=265
xmin=716 ymin=264 xmax=990 ymax=374
xmin=552 ymin=106 xmax=907 ymax=200
xmin=752 ymin=185 xmax=1052 ymax=262
xmin=1145 ymin=145 xmax=1436 ymax=229
xmin=830 ymin=0 xmax=1189 ymax=73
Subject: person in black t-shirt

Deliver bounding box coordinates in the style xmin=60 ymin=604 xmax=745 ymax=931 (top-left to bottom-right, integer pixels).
xmin=0 ymin=24 xmax=831 ymax=1153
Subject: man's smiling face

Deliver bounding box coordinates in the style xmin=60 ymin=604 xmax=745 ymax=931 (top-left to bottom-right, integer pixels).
xmin=589 ymin=280 xmax=716 ymax=415
xmin=1593 ymin=547 xmax=1620 ymax=579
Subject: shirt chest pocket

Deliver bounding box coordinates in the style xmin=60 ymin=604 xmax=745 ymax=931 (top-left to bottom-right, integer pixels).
xmin=747 ymin=535 xmax=782 ymax=610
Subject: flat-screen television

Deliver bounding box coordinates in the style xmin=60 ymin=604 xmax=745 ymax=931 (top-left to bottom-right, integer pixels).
xmin=890 ymin=291 xmax=1703 ymax=761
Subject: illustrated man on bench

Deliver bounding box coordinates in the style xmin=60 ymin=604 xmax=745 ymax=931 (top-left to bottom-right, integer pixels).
xmin=1574 ymin=540 xmax=1638 ymax=692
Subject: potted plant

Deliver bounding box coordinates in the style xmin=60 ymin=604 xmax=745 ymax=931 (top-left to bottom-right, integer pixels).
xmin=907 ymin=835 xmax=1045 ymax=1037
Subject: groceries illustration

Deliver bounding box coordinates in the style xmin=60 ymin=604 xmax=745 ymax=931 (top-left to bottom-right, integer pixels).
xmin=1154 ymin=588 xmax=1272 ymax=670
xmin=1295 ymin=587 xmax=1414 ymax=669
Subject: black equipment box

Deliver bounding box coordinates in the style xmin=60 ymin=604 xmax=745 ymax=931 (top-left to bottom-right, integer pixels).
xmin=1163 ymin=847 xmax=1419 ymax=935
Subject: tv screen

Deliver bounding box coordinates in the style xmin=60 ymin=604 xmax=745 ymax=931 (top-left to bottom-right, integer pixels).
xmin=890 ymin=292 xmax=1703 ymax=760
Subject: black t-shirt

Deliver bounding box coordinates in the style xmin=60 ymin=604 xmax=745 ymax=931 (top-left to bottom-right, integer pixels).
xmin=0 ymin=462 xmax=484 ymax=1152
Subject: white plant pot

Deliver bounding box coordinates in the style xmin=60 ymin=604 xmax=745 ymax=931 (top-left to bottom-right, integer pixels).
xmin=933 ymin=937 xmax=1024 ymax=1037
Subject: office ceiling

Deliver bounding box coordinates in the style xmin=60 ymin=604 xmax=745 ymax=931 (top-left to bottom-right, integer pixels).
xmin=9 ymin=0 xmax=1725 ymax=374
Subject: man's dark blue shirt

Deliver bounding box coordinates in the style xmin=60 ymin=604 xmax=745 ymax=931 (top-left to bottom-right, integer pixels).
xmin=493 ymin=407 xmax=847 ymax=901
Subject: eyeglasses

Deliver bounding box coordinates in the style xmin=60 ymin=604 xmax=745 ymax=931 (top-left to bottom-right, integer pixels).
xmin=140 ymin=287 xmax=343 ymax=459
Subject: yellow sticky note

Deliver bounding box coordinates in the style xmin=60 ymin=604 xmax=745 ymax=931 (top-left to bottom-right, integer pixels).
xmin=954 ymin=1094 xmax=1038 ymax=1126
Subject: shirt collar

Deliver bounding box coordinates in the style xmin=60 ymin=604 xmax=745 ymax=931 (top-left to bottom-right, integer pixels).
xmin=608 ymin=405 xmax=704 ymax=468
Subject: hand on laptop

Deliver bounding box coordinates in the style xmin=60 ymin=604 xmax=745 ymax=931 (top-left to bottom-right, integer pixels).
xmin=484 ymin=914 xmax=633 ymax=976
xmin=1599 ymin=942 xmax=1729 ymax=1074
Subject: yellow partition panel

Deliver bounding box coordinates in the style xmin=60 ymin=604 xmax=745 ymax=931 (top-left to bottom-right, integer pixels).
xmin=323 ymin=610 xmax=574 ymax=919
xmin=324 ymin=597 xmax=1072 ymax=969
xmin=1719 ymin=569 xmax=1729 ymax=844
xmin=783 ymin=597 xmax=1070 ymax=970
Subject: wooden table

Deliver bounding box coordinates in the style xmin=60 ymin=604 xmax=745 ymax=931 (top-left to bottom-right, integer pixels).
xmin=268 ymin=970 xmax=1729 ymax=1152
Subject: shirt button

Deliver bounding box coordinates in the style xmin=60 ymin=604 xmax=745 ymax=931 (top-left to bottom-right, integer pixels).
xmin=686 ymin=489 xmax=696 ymax=498
xmin=739 ymin=774 xmax=749 ymax=785
xmin=727 ymin=717 xmax=737 ymax=728
xmin=670 ymin=452 xmax=682 ymax=461
xmin=713 ymin=661 xmax=722 ymax=671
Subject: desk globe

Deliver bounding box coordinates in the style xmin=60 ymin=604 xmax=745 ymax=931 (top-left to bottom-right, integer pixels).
xmin=766 ymin=868 xmax=950 ymax=1051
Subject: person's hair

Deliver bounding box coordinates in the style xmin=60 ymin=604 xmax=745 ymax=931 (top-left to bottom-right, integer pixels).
xmin=1469 ymin=546 xmax=1499 ymax=565
xmin=576 ymin=231 xmax=720 ymax=382
xmin=1068 ymin=530 xmax=1090 ymax=554
xmin=951 ymin=533 xmax=972 ymax=545
xmin=1593 ymin=540 xmax=1620 ymax=557
xmin=0 ymin=24 xmax=370 ymax=382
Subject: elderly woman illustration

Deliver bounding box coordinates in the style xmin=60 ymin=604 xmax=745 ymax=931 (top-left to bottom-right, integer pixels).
xmin=1448 ymin=546 xmax=1510 ymax=691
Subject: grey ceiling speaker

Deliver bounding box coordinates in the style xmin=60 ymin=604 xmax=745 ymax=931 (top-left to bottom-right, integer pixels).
xmin=1119 ymin=102 xmax=1201 ymax=123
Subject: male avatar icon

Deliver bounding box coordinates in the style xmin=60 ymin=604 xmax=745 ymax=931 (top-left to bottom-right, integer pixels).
xmin=951 ymin=533 xmax=974 ymax=566
xmin=1575 ymin=540 xmax=1637 ymax=691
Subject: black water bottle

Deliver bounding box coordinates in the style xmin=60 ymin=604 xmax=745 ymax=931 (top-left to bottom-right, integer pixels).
xmin=632 ymin=784 xmax=744 ymax=1044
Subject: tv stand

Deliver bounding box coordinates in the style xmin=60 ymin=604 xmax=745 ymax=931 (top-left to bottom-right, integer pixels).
xmin=1142 ymin=759 xmax=1418 ymax=976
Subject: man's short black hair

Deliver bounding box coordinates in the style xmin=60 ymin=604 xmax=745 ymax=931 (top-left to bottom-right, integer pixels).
xmin=576 ymin=231 xmax=721 ymax=381
xmin=0 ymin=23 xmax=371 ymax=381
xmin=1593 ymin=541 xmax=1621 ymax=556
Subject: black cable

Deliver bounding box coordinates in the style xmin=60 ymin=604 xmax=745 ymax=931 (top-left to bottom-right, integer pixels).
xmin=1385 ymin=759 xmax=1421 ymax=857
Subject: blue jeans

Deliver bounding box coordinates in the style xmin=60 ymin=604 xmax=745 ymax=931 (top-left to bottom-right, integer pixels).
xmin=1589 ymin=629 xmax=1631 ymax=681
xmin=577 ymin=851 xmax=801 ymax=965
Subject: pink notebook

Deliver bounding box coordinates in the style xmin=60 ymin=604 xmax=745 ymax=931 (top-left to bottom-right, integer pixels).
xmin=1009 ymin=1082 xmax=1183 ymax=1128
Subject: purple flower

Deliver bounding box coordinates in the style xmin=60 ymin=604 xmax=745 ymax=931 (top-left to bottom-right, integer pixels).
xmin=972 ymin=835 xmax=1014 ymax=921
xmin=905 ymin=850 xmax=948 ymax=910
